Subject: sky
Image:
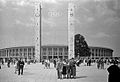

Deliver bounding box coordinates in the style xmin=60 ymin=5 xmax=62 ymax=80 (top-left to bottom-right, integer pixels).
xmin=0 ymin=0 xmax=120 ymax=57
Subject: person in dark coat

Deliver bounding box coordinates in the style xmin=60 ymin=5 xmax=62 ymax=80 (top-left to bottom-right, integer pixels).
xmin=69 ymin=58 xmax=76 ymax=79
xmin=18 ymin=58 xmax=25 ymax=75
xmin=107 ymin=62 xmax=120 ymax=82
xmin=7 ymin=59 xmax=11 ymax=68
xmin=0 ymin=62 xmax=1 ymax=69
xmin=97 ymin=59 xmax=100 ymax=69
xmin=53 ymin=59 xmax=56 ymax=68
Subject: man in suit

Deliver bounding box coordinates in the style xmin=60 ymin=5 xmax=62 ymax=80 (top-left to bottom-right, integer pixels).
xmin=18 ymin=58 xmax=25 ymax=75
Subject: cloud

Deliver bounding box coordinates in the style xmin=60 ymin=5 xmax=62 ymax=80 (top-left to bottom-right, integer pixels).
xmin=44 ymin=0 xmax=57 ymax=3
xmin=10 ymin=0 xmax=58 ymax=6
xmin=15 ymin=19 xmax=33 ymax=27
xmin=11 ymin=0 xmax=32 ymax=6
xmin=87 ymin=17 xmax=95 ymax=22
xmin=74 ymin=18 xmax=80 ymax=24
xmin=103 ymin=16 xmax=120 ymax=25
xmin=12 ymin=7 xmax=20 ymax=10
xmin=43 ymin=18 xmax=56 ymax=28
xmin=16 ymin=0 xmax=26 ymax=6
xmin=0 ymin=0 xmax=7 ymax=6
xmin=15 ymin=19 xmax=22 ymax=24
xmin=30 ymin=17 xmax=34 ymax=22
xmin=91 ymin=32 xmax=110 ymax=38
xmin=0 ymin=8 xmax=2 ymax=11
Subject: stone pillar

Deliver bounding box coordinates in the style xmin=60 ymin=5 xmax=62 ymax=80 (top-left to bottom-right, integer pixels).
xmin=68 ymin=3 xmax=75 ymax=59
xmin=8 ymin=49 xmax=10 ymax=58
xmin=94 ymin=49 xmax=96 ymax=58
xmin=63 ymin=48 xmax=65 ymax=59
xmin=31 ymin=48 xmax=33 ymax=60
xmin=46 ymin=48 xmax=48 ymax=60
xmin=99 ymin=49 xmax=101 ymax=58
xmin=27 ymin=48 xmax=29 ymax=62
xmin=35 ymin=2 xmax=42 ymax=62
xmin=57 ymin=48 xmax=59 ymax=59
xmin=5 ymin=49 xmax=7 ymax=58
xmin=103 ymin=50 xmax=105 ymax=57
xmin=52 ymin=48 xmax=53 ymax=59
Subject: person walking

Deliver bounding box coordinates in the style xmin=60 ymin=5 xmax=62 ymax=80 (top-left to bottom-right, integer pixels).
xmin=56 ymin=58 xmax=63 ymax=79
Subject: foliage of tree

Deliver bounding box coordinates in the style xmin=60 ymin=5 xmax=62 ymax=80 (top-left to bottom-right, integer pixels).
xmin=75 ymin=34 xmax=91 ymax=58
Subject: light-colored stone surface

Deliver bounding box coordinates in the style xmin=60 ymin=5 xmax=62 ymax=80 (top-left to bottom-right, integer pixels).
xmin=0 ymin=63 xmax=110 ymax=82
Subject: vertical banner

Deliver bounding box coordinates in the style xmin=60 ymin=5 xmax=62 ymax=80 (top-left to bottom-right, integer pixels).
xmin=34 ymin=2 xmax=42 ymax=62
xmin=68 ymin=3 xmax=75 ymax=59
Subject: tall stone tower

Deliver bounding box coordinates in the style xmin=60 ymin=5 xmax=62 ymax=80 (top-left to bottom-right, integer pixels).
xmin=34 ymin=2 xmax=42 ymax=62
xmin=68 ymin=3 xmax=75 ymax=59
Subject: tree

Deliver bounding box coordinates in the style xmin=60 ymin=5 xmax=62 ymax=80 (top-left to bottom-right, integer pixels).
xmin=75 ymin=34 xmax=91 ymax=58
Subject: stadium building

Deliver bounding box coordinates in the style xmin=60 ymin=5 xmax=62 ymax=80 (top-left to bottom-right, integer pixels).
xmin=0 ymin=45 xmax=113 ymax=62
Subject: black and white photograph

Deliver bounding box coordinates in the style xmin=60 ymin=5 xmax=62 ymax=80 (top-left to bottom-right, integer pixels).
xmin=0 ymin=0 xmax=120 ymax=82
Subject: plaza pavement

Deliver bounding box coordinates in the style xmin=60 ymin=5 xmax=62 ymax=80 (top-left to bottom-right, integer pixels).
xmin=0 ymin=63 xmax=110 ymax=82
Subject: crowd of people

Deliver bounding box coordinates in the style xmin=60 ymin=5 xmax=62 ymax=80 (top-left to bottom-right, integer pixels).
xmin=97 ymin=58 xmax=105 ymax=69
xmin=0 ymin=58 xmax=25 ymax=75
xmin=56 ymin=58 xmax=76 ymax=79
xmin=41 ymin=58 xmax=77 ymax=79
xmin=42 ymin=59 xmax=50 ymax=69
xmin=0 ymin=57 xmax=120 ymax=82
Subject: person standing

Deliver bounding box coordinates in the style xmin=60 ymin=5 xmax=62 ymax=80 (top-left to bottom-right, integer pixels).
xmin=18 ymin=58 xmax=25 ymax=75
xmin=62 ymin=59 xmax=67 ymax=79
xmin=47 ymin=59 xmax=50 ymax=69
xmin=2 ymin=59 xmax=4 ymax=65
xmin=14 ymin=60 xmax=18 ymax=74
xmin=107 ymin=62 xmax=120 ymax=82
xmin=7 ymin=59 xmax=11 ymax=68
xmin=56 ymin=58 xmax=63 ymax=79
xmin=101 ymin=58 xmax=104 ymax=69
xmin=66 ymin=59 xmax=71 ymax=79
xmin=53 ymin=59 xmax=56 ymax=68
xmin=69 ymin=58 xmax=76 ymax=79
xmin=0 ymin=61 xmax=1 ymax=69
xmin=44 ymin=59 xmax=48 ymax=69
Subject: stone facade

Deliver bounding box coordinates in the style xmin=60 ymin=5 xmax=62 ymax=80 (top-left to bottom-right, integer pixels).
xmin=0 ymin=45 xmax=113 ymax=62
